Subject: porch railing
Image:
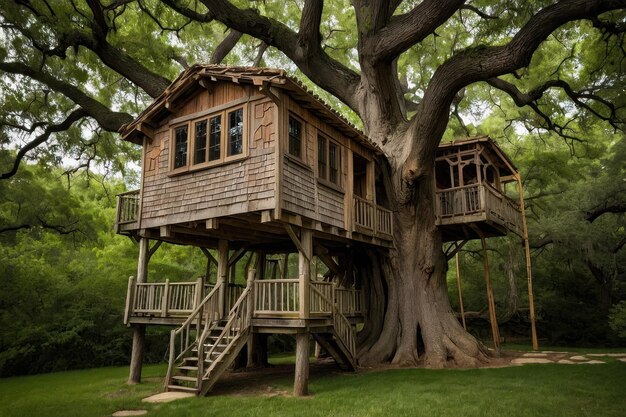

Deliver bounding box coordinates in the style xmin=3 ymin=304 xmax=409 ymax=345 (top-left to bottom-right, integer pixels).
xmin=116 ymin=190 xmax=140 ymax=224
xmin=254 ymin=279 xmax=300 ymax=313
xmin=335 ymin=287 xmax=362 ymax=316
xmin=353 ymin=196 xmax=393 ymax=237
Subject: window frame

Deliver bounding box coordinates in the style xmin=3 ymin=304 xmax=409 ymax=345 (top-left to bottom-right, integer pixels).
xmin=316 ymin=132 xmax=343 ymax=191
xmin=168 ymin=104 xmax=247 ymax=174
xmin=287 ymin=113 xmax=305 ymax=161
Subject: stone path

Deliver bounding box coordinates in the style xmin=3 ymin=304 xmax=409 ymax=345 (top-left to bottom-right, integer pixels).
xmin=112 ymin=411 xmax=148 ymax=417
xmin=142 ymin=392 xmax=195 ymax=403
xmin=509 ymin=351 xmax=626 ymax=366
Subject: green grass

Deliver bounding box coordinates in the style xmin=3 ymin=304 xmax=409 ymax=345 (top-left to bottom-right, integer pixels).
xmin=1 ymin=359 xmax=625 ymax=417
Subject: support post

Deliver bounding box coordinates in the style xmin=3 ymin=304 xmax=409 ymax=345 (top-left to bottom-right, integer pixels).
xmin=517 ymin=174 xmax=539 ymax=351
xmin=298 ymin=229 xmax=313 ymax=319
xmin=294 ymin=332 xmax=310 ymax=396
xmin=455 ymin=253 xmax=467 ymax=330
xmin=217 ymin=239 xmax=229 ymax=318
xmin=128 ymin=237 xmax=149 ymax=384
xmin=480 ymin=237 xmax=501 ymax=352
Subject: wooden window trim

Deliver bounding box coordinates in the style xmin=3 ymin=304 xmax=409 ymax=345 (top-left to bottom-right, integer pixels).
xmin=287 ymin=112 xmax=305 ymax=162
xmin=168 ymin=105 xmax=247 ymax=176
xmin=316 ymin=132 xmax=343 ymax=190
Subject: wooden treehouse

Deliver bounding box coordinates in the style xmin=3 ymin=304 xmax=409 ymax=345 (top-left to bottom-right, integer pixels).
xmin=116 ymin=65 xmax=392 ymax=396
xmin=116 ymin=65 xmax=536 ymax=396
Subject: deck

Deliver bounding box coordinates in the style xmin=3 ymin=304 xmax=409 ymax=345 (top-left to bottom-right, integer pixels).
xmin=435 ymin=183 xmax=523 ymax=241
xmin=124 ymin=276 xmax=363 ymax=329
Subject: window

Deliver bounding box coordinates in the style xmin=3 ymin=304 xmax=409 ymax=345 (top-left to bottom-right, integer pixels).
xmin=228 ymin=108 xmax=243 ymax=156
xmin=174 ymin=125 xmax=188 ymax=169
xmin=194 ymin=120 xmax=207 ymax=164
xmin=170 ymin=106 xmax=245 ymax=173
xmin=288 ymin=116 xmax=302 ymax=158
xmin=317 ymin=135 xmax=327 ymax=180
xmin=208 ymin=115 xmax=221 ymax=161
xmin=317 ymin=133 xmax=341 ymax=186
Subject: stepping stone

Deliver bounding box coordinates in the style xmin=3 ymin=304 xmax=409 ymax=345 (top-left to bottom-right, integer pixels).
xmin=142 ymin=392 xmax=195 ymax=403
xmin=557 ymin=359 xmax=576 ymax=364
xmin=618 ymin=358 xmax=626 ymax=363
xmin=588 ymin=353 xmax=626 ymax=357
xmin=578 ymin=360 xmax=605 ymax=365
xmin=541 ymin=351 xmax=569 ymax=354
xmin=112 ymin=411 xmax=148 ymax=417
xmin=569 ymin=355 xmax=588 ymax=361
xmin=522 ymin=353 xmax=548 ymax=357
xmin=511 ymin=358 xmax=553 ymax=364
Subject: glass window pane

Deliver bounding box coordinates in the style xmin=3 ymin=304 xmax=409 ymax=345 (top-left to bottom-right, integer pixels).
xmin=227 ymin=108 xmax=243 ymax=156
xmin=317 ymin=135 xmax=327 ymax=180
xmin=194 ymin=120 xmax=207 ymax=164
xmin=288 ymin=116 xmax=301 ymax=158
xmin=209 ymin=115 xmax=222 ymax=161
xmin=174 ymin=126 xmax=188 ymax=169
xmin=329 ymin=141 xmax=340 ymax=184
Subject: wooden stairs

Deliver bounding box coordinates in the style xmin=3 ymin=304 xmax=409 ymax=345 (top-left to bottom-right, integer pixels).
xmin=165 ymin=285 xmax=252 ymax=395
xmin=313 ymin=330 xmax=356 ymax=371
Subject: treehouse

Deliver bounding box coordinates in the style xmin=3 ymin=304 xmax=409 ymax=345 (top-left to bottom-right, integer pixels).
xmin=434 ymin=137 xmax=524 ymax=242
xmin=115 ymin=65 xmax=392 ymax=396
xmin=114 ymin=65 xmax=535 ymax=397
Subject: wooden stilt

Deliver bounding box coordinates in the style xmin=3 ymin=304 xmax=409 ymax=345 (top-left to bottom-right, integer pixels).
xmin=128 ymin=237 xmax=149 ymax=384
xmin=217 ymin=239 xmax=229 ymax=317
xmin=517 ymin=174 xmax=539 ymax=351
xmin=455 ymin=252 xmax=467 ymax=330
xmin=480 ymin=236 xmax=501 ymax=352
xmin=294 ymin=332 xmax=310 ymax=396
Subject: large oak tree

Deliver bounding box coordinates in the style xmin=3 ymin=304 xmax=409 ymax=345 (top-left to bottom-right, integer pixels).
xmin=1 ymin=0 xmax=625 ymax=367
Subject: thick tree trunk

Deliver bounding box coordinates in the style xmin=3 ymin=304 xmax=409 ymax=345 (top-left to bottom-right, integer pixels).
xmin=358 ymin=171 xmax=489 ymax=367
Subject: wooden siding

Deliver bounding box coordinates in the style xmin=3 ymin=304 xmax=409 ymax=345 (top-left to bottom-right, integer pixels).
xmin=282 ymin=157 xmax=316 ymax=219
xmin=140 ymin=86 xmax=277 ymax=229
xmin=318 ymin=185 xmax=344 ymax=228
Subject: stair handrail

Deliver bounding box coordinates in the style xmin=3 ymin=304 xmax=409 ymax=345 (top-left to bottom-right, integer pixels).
xmin=200 ymin=285 xmax=252 ymax=381
xmin=309 ymin=283 xmax=356 ymax=359
xmin=165 ymin=282 xmax=221 ymax=389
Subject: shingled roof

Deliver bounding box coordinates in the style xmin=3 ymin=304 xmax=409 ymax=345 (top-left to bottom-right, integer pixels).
xmin=119 ymin=65 xmax=380 ymax=153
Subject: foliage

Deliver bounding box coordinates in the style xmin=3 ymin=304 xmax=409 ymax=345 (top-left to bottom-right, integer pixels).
xmin=609 ymin=301 xmax=626 ymax=338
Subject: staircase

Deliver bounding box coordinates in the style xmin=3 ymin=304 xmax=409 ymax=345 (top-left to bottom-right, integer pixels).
xmin=310 ymin=284 xmax=357 ymax=371
xmin=165 ymin=284 xmax=253 ymax=395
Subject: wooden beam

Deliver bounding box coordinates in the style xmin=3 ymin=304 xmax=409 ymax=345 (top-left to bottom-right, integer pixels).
xmin=159 ymin=226 xmax=172 ymax=238
xmin=445 ymin=239 xmax=468 ymax=261
xmin=298 ymin=228 xmax=312 ymax=320
xmin=261 ymin=210 xmax=273 ymax=223
xmin=228 ymin=247 xmax=248 ymax=267
xmin=517 ymin=173 xmax=539 ymax=351
xmin=478 ymin=233 xmax=501 ymax=353
xmin=206 ymin=218 xmax=220 ymax=230
xmin=294 ymin=332 xmax=310 ymax=396
xmin=284 ymin=224 xmax=310 ymax=261
xmin=200 ymin=247 xmax=218 ymax=265
xmin=217 ymin=239 xmax=229 ymax=317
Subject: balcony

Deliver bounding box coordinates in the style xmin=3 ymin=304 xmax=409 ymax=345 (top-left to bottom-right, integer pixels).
xmin=353 ymin=196 xmax=393 ymax=238
xmin=115 ymin=190 xmax=140 ymax=233
xmin=435 ymin=183 xmax=523 ymax=241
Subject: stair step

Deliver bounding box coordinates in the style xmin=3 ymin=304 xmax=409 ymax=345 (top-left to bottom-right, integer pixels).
xmin=172 ymin=375 xmax=198 ymax=382
xmin=177 ymin=366 xmax=198 ymax=371
xmin=167 ymin=385 xmax=199 ymax=393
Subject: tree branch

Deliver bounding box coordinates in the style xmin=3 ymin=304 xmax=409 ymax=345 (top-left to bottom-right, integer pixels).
xmin=209 ymin=29 xmax=243 ymax=64
xmin=1 ymin=109 xmax=88 ymax=180
xmin=198 ymin=0 xmax=361 ymax=112
xmin=367 ymin=0 xmax=465 ymax=63
xmin=459 ymin=4 xmax=498 ymax=20
xmin=586 ymin=201 xmax=626 ymax=222
xmin=0 ymin=61 xmax=133 ymax=131
xmin=402 ymin=0 xmax=626 ymax=183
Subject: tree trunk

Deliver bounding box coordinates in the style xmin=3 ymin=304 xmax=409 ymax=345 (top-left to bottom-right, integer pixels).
xmin=358 ymin=171 xmax=489 ymax=367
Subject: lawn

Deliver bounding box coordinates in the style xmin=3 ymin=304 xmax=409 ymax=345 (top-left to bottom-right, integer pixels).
xmin=1 ymin=356 xmax=625 ymax=417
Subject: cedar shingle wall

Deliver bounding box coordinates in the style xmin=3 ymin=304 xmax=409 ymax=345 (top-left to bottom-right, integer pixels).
xmin=139 ymin=87 xmax=276 ymax=228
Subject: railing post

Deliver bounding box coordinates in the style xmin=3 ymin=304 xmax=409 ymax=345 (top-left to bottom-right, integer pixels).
xmin=247 ymin=269 xmax=256 ymax=324
xmin=194 ymin=276 xmax=204 ymax=309
xmin=161 ymin=279 xmax=170 ymax=317
xmin=124 ymin=276 xmax=136 ymax=325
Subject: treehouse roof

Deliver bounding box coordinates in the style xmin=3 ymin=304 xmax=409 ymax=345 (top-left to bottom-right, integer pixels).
xmin=119 ymin=64 xmax=381 ymax=154
xmin=437 ymin=135 xmax=518 ymax=181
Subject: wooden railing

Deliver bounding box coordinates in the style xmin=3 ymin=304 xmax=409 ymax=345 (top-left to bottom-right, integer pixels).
xmin=334 ymin=308 xmax=356 ymax=357
xmin=353 ymin=196 xmax=393 ymax=237
xmin=310 ymin=283 xmax=356 ymax=358
xmin=125 ymin=277 xmax=205 ymax=321
xmin=254 ymin=279 xmax=300 ymax=313
xmin=116 ymin=190 xmax=140 ymax=224
xmin=227 ymin=284 xmax=245 ymax=311
xmin=435 ymin=184 xmax=523 ymax=233
xmin=165 ymin=283 xmax=221 ymax=388
xmin=310 ymin=282 xmax=333 ymax=314
xmin=335 ymin=287 xmax=361 ymax=316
